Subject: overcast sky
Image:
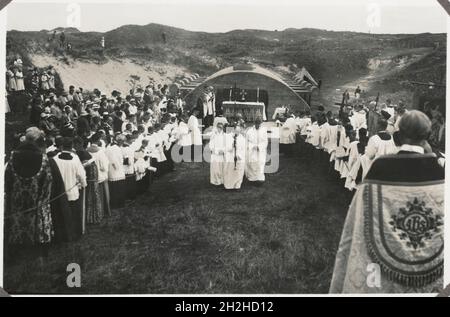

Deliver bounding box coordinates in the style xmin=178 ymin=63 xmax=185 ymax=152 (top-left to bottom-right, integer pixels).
xmin=6 ymin=0 xmax=448 ymax=34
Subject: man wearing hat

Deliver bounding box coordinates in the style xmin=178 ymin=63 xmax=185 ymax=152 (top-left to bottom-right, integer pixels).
xmin=188 ymin=108 xmax=203 ymax=162
xmin=77 ymin=109 xmax=91 ymax=139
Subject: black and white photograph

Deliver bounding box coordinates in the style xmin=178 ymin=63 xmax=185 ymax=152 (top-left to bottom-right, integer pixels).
xmin=0 ymin=0 xmax=448 ymax=297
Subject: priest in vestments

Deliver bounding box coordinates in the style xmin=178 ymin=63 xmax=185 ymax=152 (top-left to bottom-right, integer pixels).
xmin=330 ymin=111 xmax=444 ymax=294
xmin=245 ymin=117 xmax=268 ymax=182
xmin=208 ymin=122 xmax=226 ymax=186
xmin=224 ymin=125 xmax=246 ymax=190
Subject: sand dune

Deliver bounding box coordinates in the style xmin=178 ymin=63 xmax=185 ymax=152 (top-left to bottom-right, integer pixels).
xmin=31 ymin=54 xmax=190 ymax=94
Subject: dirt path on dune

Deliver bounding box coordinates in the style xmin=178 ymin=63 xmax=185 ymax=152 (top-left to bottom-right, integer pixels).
xmin=317 ymin=47 xmax=434 ymax=110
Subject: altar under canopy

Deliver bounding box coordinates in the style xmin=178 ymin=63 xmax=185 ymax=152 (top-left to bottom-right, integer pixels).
xmin=222 ymin=101 xmax=267 ymax=122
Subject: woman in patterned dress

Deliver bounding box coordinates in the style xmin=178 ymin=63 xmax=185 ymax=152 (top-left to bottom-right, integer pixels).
xmin=6 ymin=69 xmax=17 ymax=92
xmin=4 ymin=128 xmax=54 ymax=260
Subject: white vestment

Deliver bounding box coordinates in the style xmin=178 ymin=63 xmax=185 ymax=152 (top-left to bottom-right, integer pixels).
xmin=298 ymin=117 xmax=312 ymax=136
xmin=209 ymin=131 xmax=226 ymax=185
xmin=245 ymin=126 xmax=268 ymax=182
xmin=176 ymin=122 xmax=192 ymax=147
xmin=146 ymin=133 xmax=166 ymax=162
xmin=306 ymin=123 xmax=320 ymax=148
xmin=105 ymin=144 xmax=126 ymax=182
xmin=319 ymin=122 xmax=330 ymax=151
xmin=351 ymin=111 xmax=367 ymax=132
xmin=224 ymin=133 xmax=246 ymax=189
xmin=365 ymin=134 xmax=398 ymax=161
xmin=280 ymin=117 xmax=297 ymax=145
xmin=188 ymin=115 xmax=203 ymax=146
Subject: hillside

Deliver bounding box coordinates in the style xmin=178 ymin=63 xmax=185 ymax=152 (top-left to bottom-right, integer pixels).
xmin=6 ymin=24 xmax=447 ymax=101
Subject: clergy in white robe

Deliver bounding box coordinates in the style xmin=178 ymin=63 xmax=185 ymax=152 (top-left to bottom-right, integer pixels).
xmin=208 ymin=123 xmax=226 ymax=186
xmin=245 ymin=118 xmax=268 ymax=182
xmin=105 ymin=138 xmax=126 ymax=209
xmin=306 ymin=121 xmax=320 ymax=148
xmin=280 ymin=116 xmax=297 ymax=145
xmin=280 ymin=116 xmax=298 ymax=156
xmin=188 ymin=109 xmax=203 ymax=162
xmin=351 ymin=107 xmax=367 ymax=134
xmin=224 ymin=126 xmax=246 ymax=190
xmin=53 ymin=139 xmax=87 ymax=239
xmin=363 ymin=120 xmax=398 ymax=181
xmin=158 ymin=126 xmax=172 ymax=173
xmin=318 ymin=121 xmax=330 ymax=152
xmin=146 ymin=128 xmax=167 ymax=163
xmin=175 ymin=117 xmax=192 ymax=162
xmin=365 ymin=121 xmax=398 ymax=162
xmin=146 ymin=127 xmax=166 ymax=176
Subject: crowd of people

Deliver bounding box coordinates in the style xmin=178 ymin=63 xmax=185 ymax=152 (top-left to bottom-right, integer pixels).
xmin=5 ymin=55 xmax=61 ymax=114
xmin=274 ymin=98 xmax=445 ymax=292
xmin=207 ymin=116 xmax=268 ymax=190
xmin=3 ymin=64 xmax=446 ymax=286
xmin=4 ymin=71 xmax=222 ymax=260
xmin=275 ymin=98 xmax=445 ymax=196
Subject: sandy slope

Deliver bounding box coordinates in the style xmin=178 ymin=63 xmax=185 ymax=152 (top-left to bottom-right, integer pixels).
xmin=31 ymin=54 xmax=190 ymax=94
xmin=319 ymin=48 xmax=434 ymax=109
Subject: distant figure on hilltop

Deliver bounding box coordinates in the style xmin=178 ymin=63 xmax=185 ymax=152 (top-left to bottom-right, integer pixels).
xmin=59 ymin=31 xmax=66 ymax=48
xmin=355 ymin=85 xmax=361 ymax=99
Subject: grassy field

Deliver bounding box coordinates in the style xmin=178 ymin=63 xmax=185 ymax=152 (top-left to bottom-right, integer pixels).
xmin=3 ymin=147 xmax=350 ymax=294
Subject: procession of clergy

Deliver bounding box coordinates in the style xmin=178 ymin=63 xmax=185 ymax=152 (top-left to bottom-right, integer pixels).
xmin=207 ymin=115 xmax=268 ymax=189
